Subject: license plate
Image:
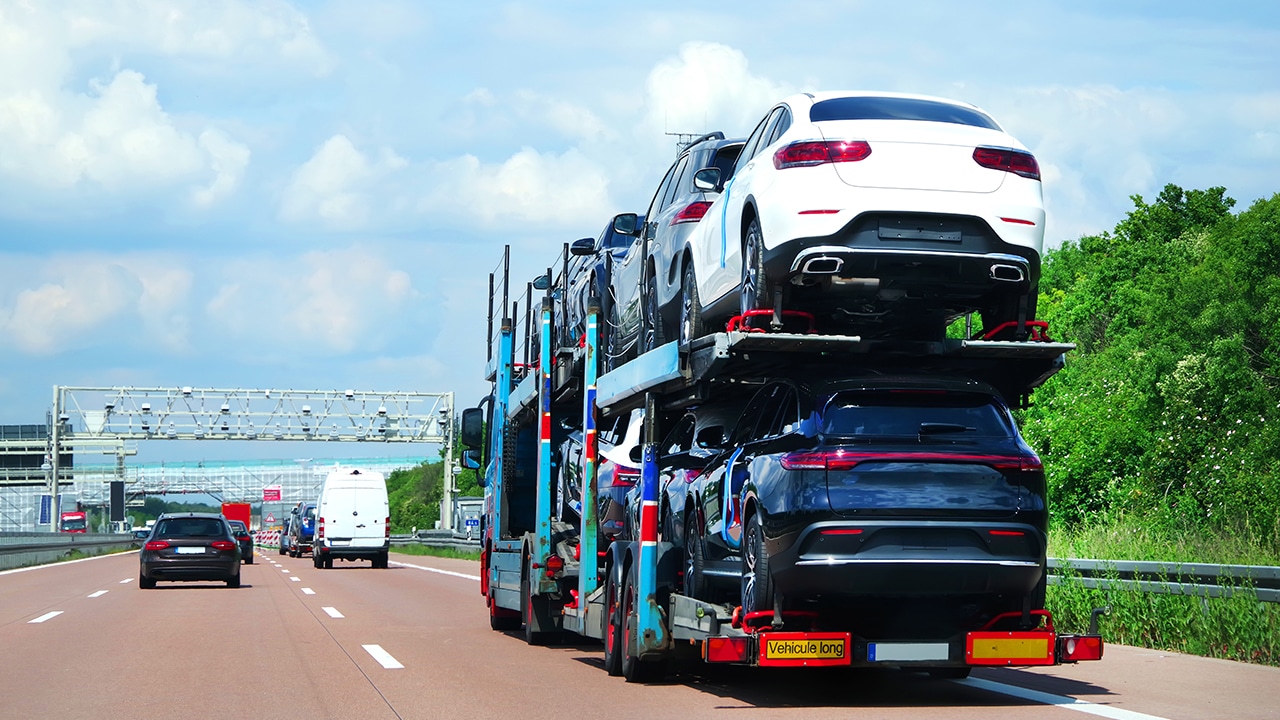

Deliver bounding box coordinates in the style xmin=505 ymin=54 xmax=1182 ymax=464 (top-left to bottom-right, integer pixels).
xmin=758 ymin=633 xmax=851 ymax=667
xmin=175 ymin=547 xmax=205 ymax=555
xmin=868 ymin=642 xmax=950 ymax=662
xmin=878 ymin=218 xmax=962 ymax=242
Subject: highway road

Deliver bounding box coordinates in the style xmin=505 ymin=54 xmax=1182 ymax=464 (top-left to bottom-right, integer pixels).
xmin=1 ymin=549 xmax=1277 ymax=720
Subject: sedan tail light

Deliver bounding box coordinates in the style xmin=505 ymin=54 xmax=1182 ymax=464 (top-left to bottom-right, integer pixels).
xmin=670 ymin=201 xmax=712 ymax=225
xmin=972 ymin=146 xmax=1040 ymax=180
xmin=774 ymin=140 xmax=871 ymax=169
xmin=613 ymin=467 xmax=640 ymax=487
xmin=211 ymin=540 xmax=236 ymax=551
xmin=144 ymin=540 xmax=170 ymax=551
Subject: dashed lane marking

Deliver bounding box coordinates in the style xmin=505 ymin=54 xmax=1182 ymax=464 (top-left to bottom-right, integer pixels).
xmin=28 ymin=611 xmax=63 ymax=624
xmin=118 ymin=578 xmax=132 ymax=584
xmin=959 ymin=678 xmax=1171 ymax=720
xmin=301 ymin=588 xmax=316 ymax=595
xmin=322 ymin=606 xmax=344 ymax=618
xmin=281 ymin=569 xmax=290 ymax=573
xmin=390 ymin=560 xmax=481 ymax=581
xmin=362 ymin=644 xmax=403 ymax=669
xmin=290 ymin=576 xmax=300 ymax=582
xmin=87 ymin=590 xmax=108 ymax=598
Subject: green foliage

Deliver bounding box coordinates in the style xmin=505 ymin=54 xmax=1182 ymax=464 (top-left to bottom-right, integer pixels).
xmin=390 ymin=545 xmax=481 ymax=561
xmin=1024 ymin=184 xmax=1280 ymax=554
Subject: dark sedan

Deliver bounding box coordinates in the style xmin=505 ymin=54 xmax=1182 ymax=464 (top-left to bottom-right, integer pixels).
xmin=227 ymin=519 xmax=254 ymax=564
xmin=673 ymin=374 xmax=1047 ymax=633
xmin=139 ymin=513 xmax=242 ymax=588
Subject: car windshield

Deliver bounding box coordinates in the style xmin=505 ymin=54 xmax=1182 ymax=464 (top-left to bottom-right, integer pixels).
xmin=228 ymin=521 xmax=247 ymax=532
xmin=61 ymin=519 xmax=87 ymax=531
xmin=810 ymin=96 xmax=1000 ymax=130
xmin=156 ymin=518 xmax=226 ymax=538
xmin=821 ymin=390 xmax=1012 ymax=438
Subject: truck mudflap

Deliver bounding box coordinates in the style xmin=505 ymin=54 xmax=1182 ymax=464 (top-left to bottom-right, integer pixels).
xmin=699 ymin=608 xmax=1103 ymax=668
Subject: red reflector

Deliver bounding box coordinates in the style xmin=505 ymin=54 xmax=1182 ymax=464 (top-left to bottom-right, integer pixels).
xmin=973 ymin=146 xmax=1040 ymax=180
xmin=144 ymin=540 xmax=169 ymax=551
xmin=798 ymin=209 xmax=840 ymax=215
xmin=211 ymin=540 xmax=236 ymax=551
xmin=774 ymin=140 xmax=871 ymax=169
xmin=704 ymin=636 xmax=751 ymax=663
xmin=821 ymin=528 xmax=863 ymax=535
xmin=1000 ymin=217 xmax=1036 ymax=226
xmin=989 ymin=530 xmax=1025 ymax=537
xmin=671 ymin=201 xmax=711 ymax=225
xmin=544 ymin=555 xmax=565 ymax=578
xmin=1058 ymin=635 xmax=1104 ymax=662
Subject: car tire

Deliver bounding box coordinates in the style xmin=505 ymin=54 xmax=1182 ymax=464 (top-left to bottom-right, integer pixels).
xmin=644 ymin=272 xmax=667 ymax=351
xmin=313 ymin=552 xmax=322 ymax=569
xmin=139 ymin=575 xmax=156 ymax=589
xmin=227 ymin=574 xmax=241 ymax=589
xmin=679 ymin=261 xmax=704 ymax=345
xmin=741 ymin=512 xmax=774 ymax=618
xmin=741 ymin=218 xmax=772 ymax=318
xmin=324 ymin=557 xmax=333 ymax=569
xmin=602 ymin=563 xmax=624 ymax=677
xmin=621 ymin=563 xmax=666 ymax=683
xmin=245 ymin=553 xmax=254 ymax=565
xmin=278 ymin=542 xmax=286 ymax=556
xmin=683 ymin=511 xmax=708 ymax=601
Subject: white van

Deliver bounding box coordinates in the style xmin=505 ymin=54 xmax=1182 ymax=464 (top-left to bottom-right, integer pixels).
xmin=313 ymin=468 xmax=390 ymax=569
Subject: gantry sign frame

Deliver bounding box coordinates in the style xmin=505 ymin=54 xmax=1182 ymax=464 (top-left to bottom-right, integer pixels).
xmin=42 ymin=386 xmax=457 ymax=530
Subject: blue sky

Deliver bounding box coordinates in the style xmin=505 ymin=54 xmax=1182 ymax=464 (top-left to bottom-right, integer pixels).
xmin=1 ymin=1 xmax=1277 ymax=462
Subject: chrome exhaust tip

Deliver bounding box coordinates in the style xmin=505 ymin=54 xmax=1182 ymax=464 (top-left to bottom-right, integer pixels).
xmin=800 ymin=256 xmax=843 ymax=275
xmin=990 ymin=263 xmax=1027 ymax=283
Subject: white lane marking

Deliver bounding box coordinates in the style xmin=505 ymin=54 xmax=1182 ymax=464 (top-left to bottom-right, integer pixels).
xmin=959 ymin=678 xmax=1171 ymax=720
xmin=87 ymin=590 xmax=108 ymax=598
xmin=362 ymin=644 xmax=404 ymax=669
xmin=289 ymin=576 xmax=300 ymax=582
xmin=28 ymin=611 xmax=63 ymax=624
xmin=0 ymin=550 xmax=139 ymax=577
xmin=281 ymin=569 xmax=290 ymax=573
xmin=118 ymin=578 xmax=133 ymax=584
xmin=390 ymin=560 xmax=480 ymax=581
xmin=301 ymin=588 xmax=316 ymax=595
xmin=321 ymin=606 xmax=344 ymax=618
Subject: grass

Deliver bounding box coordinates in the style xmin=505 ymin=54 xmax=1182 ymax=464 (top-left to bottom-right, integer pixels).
xmin=1046 ymin=515 xmax=1280 ymax=666
xmin=390 ymin=544 xmax=481 ymax=561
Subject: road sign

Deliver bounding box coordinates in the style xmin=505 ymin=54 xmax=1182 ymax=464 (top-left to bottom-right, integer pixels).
xmin=265 ymin=512 xmax=276 ymax=523
xmin=263 ymin=485 xmax=282 ymax=502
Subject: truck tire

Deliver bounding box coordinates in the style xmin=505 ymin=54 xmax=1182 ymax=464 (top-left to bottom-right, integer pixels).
xmin=489 ymin=595 xmax=521 ymax=632
xmin=523 ymin=592 xmax=560 ymax=646
xmin=622 ymin=563 xmax=666 ymax=683
xmin=741 ymin=512 xmax=774 ymax=618
xmin=602 ymin=564 xmax=623 ymax=676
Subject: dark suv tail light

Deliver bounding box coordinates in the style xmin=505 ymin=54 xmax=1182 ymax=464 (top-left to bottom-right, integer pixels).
xmin=671 ymin=201 xmax=712 ymax=225
xmin=781 ymin=450 xmax=1043 ymax=471
xmin=144 ymin=540 xmax=170 ymax=551
xmin=774 ymin=140 xmax=871 ymax=169
xmin=973 ymin=146 xmax=1040 ymax=180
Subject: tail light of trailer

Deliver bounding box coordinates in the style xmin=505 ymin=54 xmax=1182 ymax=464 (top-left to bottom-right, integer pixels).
xmin=670 ymin=201 xmax=712 ymax=225
xmin=1058 ymin=635 xmax=1104 ymax=663
xmin=774 ymin=140 xmax=871 ymax=169
xmin=144 ymin=540 xmax=170 ymax=551
xmin=544 ymin=555 xmax=565 ymax=578
xmin=704 ymin=636 xmax=751 ymax=663
xmin=317 ymin=517 xmax=325 ymax=539
xmin=973 ymin=146 xmax=1041 ymax=180
xmin=211 ymin=540 xmax=236 ymax=551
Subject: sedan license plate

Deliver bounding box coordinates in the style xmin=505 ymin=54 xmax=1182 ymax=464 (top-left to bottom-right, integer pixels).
xmin=175 ymin=546 xmax=205 ymax=555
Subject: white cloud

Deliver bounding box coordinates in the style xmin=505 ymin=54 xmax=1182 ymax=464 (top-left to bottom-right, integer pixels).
xmin=279 ymin=135 xmax=407 ymax=228
xmin=421 ymin=147 xmax=613 ymax=229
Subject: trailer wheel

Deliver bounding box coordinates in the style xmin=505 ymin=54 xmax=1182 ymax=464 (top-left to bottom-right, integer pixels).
xmin=622 ymin=563 xmax=666 ymax=683
xmin=603 ymin=563 xmax=623 ymax=676
xmin=741 ymin=512 xmax=774 ymax=617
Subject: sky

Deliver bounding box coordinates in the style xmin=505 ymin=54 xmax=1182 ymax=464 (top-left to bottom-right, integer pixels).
xmin=1 ymin=0 xmax=1278 ymax=463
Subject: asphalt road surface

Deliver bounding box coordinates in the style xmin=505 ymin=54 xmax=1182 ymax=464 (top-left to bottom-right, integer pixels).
xmin=2 ymin=549 xmax=1277 ymax=720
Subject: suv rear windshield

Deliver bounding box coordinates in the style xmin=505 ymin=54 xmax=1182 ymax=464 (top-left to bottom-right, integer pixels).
xmin=821 ymin=390 xmax=1012 ymax=438
xmin=810 ymin=97 xmax=1000 ymax=130
xmin=156 ymin=518 xmax=227 ymax=538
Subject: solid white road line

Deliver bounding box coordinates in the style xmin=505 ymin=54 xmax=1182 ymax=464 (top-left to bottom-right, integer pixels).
xmin=118 ymin=578 xmax=133 ymax=584
xmin=362 ymin=644 xmax=404 ymax=669
xmin=28 ymin=611 xmax=63 ymax=624
xmin=87 ymin=590 xmax=108 ymax=598
xmin=322 ymin=606 xmax=344 ymax=618
xmin=301 ymin=588 xmax=316 ymax=595
xmin=0 ymin=551 xmax=139 ymax=577
xmin=290 ymin=576 xmax=300 ymax=582
xmin=390 ymin=560 xmax=480 ymax=581
xmin=959 ymin=678 xmax=1171 ymax=720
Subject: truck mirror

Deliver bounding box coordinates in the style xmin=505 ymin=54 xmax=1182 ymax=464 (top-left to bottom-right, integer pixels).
xmin=461 ymin=449 xmax=481 ymax=470
xmin=460 ymin=408 xmax=484 ymax=449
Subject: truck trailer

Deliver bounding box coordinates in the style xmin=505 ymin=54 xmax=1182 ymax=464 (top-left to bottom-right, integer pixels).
xmin=460 ymin=245 xmax=1104 ymax=682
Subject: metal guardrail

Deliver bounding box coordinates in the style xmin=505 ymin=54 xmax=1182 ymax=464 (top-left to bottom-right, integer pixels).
xmin=1047 ymin=557 xmax=1280 ymax=604
xmin=0 ymin=531 xmax=140 ymax=571
xmin=390 ymin=532 xmax=480 ymax=554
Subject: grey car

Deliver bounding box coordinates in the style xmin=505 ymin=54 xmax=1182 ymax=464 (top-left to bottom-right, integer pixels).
xmin=139 ymin=513 xmax=242 ymax=588
xmin=608 ymin=132 xmax=745 ymax=362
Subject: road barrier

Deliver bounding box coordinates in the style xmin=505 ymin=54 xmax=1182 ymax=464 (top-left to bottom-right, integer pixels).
xmin=0 ymin=531 xmax=139 ymax=571
xmin=1047 ymin=558 xmax=1280 ymax=603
